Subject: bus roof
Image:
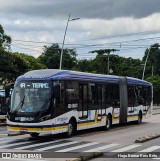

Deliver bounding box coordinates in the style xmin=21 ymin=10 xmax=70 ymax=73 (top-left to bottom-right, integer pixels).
xmin=17 ymin=69 xmax=119 ymax=84
xmin=126 ymin=77 xmax=152 ymax=86
xmin=17 ymin=69 xmax=152 ymax=86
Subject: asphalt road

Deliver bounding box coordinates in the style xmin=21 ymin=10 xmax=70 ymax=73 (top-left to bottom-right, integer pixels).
xmin=0 ymin=111 xmax=159 ymax=161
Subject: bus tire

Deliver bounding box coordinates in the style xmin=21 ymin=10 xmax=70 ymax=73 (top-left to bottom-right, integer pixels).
xmin=137 ymin=111 xmax=142 ymax=124
xmin=30 ymin=133 xmax=39 ymax=137
xmin=104 ymin=115 xmax=112 ymax=130
xmin=66 ymin=120 xmax=76 ymax=138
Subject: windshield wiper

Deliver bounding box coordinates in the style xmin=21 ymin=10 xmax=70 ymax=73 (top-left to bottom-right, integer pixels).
xmin=12 ymin=95 xmax=25 ymax=114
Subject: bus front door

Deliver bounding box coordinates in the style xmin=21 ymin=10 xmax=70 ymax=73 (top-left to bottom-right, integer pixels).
xmin=78 ymin=84 xmax=88 ymax=130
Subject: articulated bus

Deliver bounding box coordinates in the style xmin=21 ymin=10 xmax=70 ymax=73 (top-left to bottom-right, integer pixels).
xmin=7 ymin=69 xmax=152 ymax=137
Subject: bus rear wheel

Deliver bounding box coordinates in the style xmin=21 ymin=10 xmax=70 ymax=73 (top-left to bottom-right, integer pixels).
xmin=30 ymin=133 xmax=39 ymax=137
xmin=66 ymin=120 xmax=76 ymax=138
xmin=104 ymin=115 xmax=112 ymax=130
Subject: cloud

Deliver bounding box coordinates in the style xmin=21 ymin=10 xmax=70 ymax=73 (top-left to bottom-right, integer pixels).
xmin=79 ymin=13 xmax=160 ymax=39
xmin=1 ymin=0 xmax=160 ymax=19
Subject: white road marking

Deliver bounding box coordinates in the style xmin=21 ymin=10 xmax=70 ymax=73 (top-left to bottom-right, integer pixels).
xmin=0 ymin=139 xmax=20 ymax=145
xmin=37 ymin=141 xmax=80 ymax=151
xmin=111 ymin=144 xmax=141 ymax=152
xmin=55 ymin=142 xmax=99 ymax=152
xmin=139 ymin=146 xmax=160 ymax=152
xmin=84 ymin=143 xmax=119 ymax=152
xmin=152 ymin=158 xmax=160 ymax=160
xmin=0 ymin=141 xmax=35 ymax=148
xmin=15 ymin=139 xmax=67 ymax=150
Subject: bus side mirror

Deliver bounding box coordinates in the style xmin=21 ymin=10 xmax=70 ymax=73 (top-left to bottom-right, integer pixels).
xmin=53 ymin=84 xmax=60 ymax=98
xmin=5 ymin=86 xmax=10 ymax=98
xmin=5 ymin=83 xmax=14 ymax=98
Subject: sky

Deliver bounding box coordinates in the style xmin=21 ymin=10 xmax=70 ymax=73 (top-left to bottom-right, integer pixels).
xmin=1 ymin=0 xmax=160 ymax=59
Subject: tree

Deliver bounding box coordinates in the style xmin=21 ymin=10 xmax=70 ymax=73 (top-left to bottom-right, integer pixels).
xmin=38 ymin=43 xmax=77 ymax=69
xmin=74 ymin=54 xmax=143 ymax=78
xmin=90 ymin=49 xmax=119 ymax=74
xmin=73 ymin=59 xmax=95 ymax=73
xmin=90 ymin=49 xmax=119 ymax=55
xmin=146 ymin=75 xmax=160 ymax=105
xmin=0 ymin=24 xmax=11 ymax=51
xmin=142 ymin=43 xmax=160 ymax=78
xmin=120 ymin=57 xmax=143 ymax=78
xmin=14 ymin=52 xmax=46 ymax=71
xmin=0 ymin=51 xmax=28 ymax=79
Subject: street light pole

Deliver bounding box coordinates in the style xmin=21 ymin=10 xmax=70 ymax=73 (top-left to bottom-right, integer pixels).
xmin=152 ymin=65 xmax=154 ymax=77
xmin=59 ymin=14 xmax=80 ymax=70
xmin=142 ymin=48 xmax=151 ymax=80
xmin=107 ymin=53 xmax=109 ymax=75
xmin=59 ymin=14 xmax=70 ymax=70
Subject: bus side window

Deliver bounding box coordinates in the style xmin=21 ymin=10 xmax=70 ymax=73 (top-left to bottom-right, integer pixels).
xmin=105 ymin=84 xmax=119 ymax=108
xmin=142 ymin=86 xmax=152 ymax=106
xmin=105 ymin=84 xmax=111 ymax=106
xmin=92 ymin=84 xmax=101 ymax=110
xmin=112 ymin=84 xmax=120 ymax=108
xmin=136 ymin=86 xmax=144 ymax=105
xmin=66 ymin=81 xmax=79 ymax=106
xmin=128 ymin=85 xmax=136 ymax=107
xmin=91 ymin=85 xmax=98 ymax=105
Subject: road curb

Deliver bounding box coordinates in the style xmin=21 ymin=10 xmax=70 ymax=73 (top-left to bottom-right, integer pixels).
xmin=135 ymin=132 xmax=160 ymax=143
xmin=66 ymin=152 xmax=103 ymax=161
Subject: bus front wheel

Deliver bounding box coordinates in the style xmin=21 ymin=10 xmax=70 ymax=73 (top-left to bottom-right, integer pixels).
xmin=104 ymin=115 xmax=112 ymax=130
xmin=66 ymin=120 xmax=76 ymax=137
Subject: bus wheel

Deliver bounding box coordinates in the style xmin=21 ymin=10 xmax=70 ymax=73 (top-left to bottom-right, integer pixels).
xmin=104 ymin=115 xmax=112 ymax=130
xmin=137 ymin=112 xmax=142 ymax=124
xmin=30 ymin=133 xmax=39 ymax=137
xmin=66 ymin=120 xmax=76 ymax=137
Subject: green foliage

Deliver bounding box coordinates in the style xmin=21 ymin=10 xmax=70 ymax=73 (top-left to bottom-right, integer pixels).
xmin=0 ymin=50 xmax=28 ymax=79
xmin=0 ymin=24 xmax=11 ymax=50
xmin=90 ymin=49 xmax=119 ymax=55
xmin=146 ymin=75 xmax=160 ymax=105
xmin=73 ymin=59 xmax=96 ymax=73
xmin=142 ymin=43 xmax=160 ymax=78
xmin=119 ymin=57 xmax=143 ymax=78
xmin=38 ymin=43 xmax=77 ymax=69
xmin=0 ymin=51 xmax=45 ymax=79
xmin=13 ymin=52 xmax=46 ymax=70
xmin=74 ymin=55 xmax=143 ymax=78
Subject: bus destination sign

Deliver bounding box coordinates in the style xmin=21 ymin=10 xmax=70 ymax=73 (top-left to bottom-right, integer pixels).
xmin=20 ymin=82 xmax=49 ymax=89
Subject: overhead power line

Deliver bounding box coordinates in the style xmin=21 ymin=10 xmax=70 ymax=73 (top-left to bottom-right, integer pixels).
xmin=71 ymin=28 xmax=160 ymax=43
xmin=12 ymin=35 xmax=160 ymax=49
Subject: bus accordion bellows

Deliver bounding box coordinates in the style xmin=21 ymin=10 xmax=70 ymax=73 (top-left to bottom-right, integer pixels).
xmin=7 ymin=69 xmax=153 ymax=137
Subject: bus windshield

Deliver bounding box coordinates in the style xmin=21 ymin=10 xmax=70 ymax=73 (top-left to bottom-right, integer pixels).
xmin=10 ymin=81 xmax=52 ymax=113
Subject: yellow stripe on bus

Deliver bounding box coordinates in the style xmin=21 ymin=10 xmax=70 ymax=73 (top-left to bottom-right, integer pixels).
xmin=7 ymin=125 xmax=68 ymax=132
xmin=77 ymin=115 xmax=106 ymax=127
xmin=127 ymin=115 xmax=138 ymax=119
